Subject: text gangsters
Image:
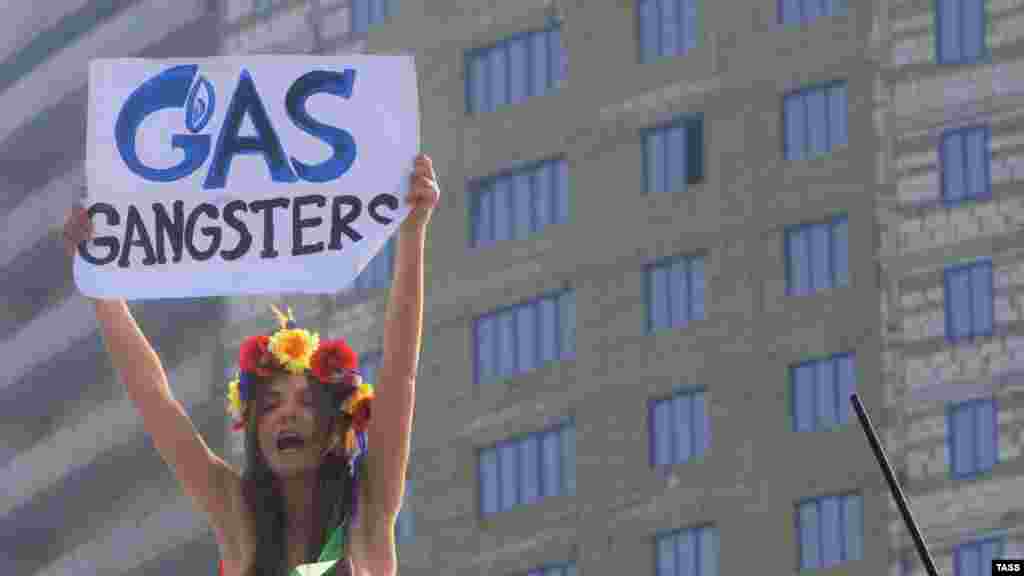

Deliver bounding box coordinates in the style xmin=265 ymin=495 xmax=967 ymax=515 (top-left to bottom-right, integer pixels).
xmin=78 ymin=193 xmax=399 ymax=267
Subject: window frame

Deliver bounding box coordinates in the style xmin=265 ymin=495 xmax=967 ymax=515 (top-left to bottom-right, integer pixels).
xmin=795 ymin=492 xmax=863 ymax=571
xmin=940 ymin=125 xmax=992 ymax=207
xmin=464 ymin=21 xmax=565 ymax=115
xmin=784 ymin=213 xmax=849 ymax=297
xmin=477 ymin=420 xmax=575 ymax=517
xmin=647 ymin=386 xmax=710 ymax=468
xmin=947 ymin=397 xmax=999 ymax=480
xmin=943 ymin=259 xmax=994 ymax=343
xmin=935 ymin=0 xmax=989 ymax=65
xmin=789 ymin=352 xmax=856 ymax=432
xmin=782 ymin=80 xmax=848 ymax=161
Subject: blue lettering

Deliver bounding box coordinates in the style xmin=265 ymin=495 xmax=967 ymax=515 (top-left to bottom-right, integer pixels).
xmin=203 ymin=69 xmax=297 ymax=189
xmin=114 ymin=65 xmax=211 ymax=182
xmin=285 ymin=69 xmax=359 ymax=183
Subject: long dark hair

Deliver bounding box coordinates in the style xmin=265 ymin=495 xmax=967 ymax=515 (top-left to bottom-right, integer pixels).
xmin=240 ymin=372 xmax=355 ymax=576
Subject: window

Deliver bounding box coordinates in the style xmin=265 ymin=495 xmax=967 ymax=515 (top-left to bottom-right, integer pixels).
xmin=948 ymin=398 xmax=998 ymax=478
xmin=465 ymin=22 xmax=566 ymax=114
xmin=474 ymin=290 xmax=575 ymax=385
xmin=779 ymin=0 xmax=847 ymax=26
xmin=649 ymin=388 xmax=710 ymax=467
xmin=354 ymin=238 xmax=394 ymax=292
xmin=655 ymin=525 xmax=718 ymax=576
xmin=936 ymin=0 xmax=986 ymax=65
xmin=796 ymin=493 xmax=863 ymax=571
xmin=785 ymin=214 xmax=849 ymax=296
xmin=643 ymin=116 xmax=704 ymax=195
xmin=527 ymin=564 xmax=577 ymax=576
xmin=351 ymin=0 xmax=393 ymax=34
xmin=471 ymin=157 xmax=569 ymax=248
xmin=944 ymin=260 xmax=993 ymax=342
xmin=941 ymin=126 xmax=991 ymax=204
xmin=252 ymin=0 xmax=273 ymax=14
xmin=637 ymin=0 xmax=699 ymax=63
xmin=478 ymin=422 xmax=576 ymax=515
xmin=791 ymin=353 xmax=856 ymax=432
xmin=395 ymin=478 xmax=414 ymax=543
xmin=358 ymin=351 xmax=382 ymax=385
xmin=954 ymin=535 xmax=1005 ymax=576
xmin=784 ymin=82 xmax=848 ymax=161
xmin=646 ymin=254 xmax=705 ymax=333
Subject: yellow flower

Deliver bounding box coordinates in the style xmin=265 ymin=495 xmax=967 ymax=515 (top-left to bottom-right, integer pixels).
xmin=342 ymin=381 xmax=374 ymax=415
xmin=268 ymin=328 xmax=320 ymax=374
xmin=227 ymin=377 xmax=243 ymax=420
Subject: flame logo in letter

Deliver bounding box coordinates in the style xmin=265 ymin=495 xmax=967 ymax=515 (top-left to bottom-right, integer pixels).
xmin=185 ymin=75 xmax=216 ymax=134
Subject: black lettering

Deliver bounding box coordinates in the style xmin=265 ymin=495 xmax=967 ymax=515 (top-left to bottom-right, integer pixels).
xmin=329 ymin=195 xmax=363 ymax=250
xmin=292 ymin=194 xmax=326 ymax=256
xmin=152 ymin=201 xmax=185 ymax=263
xmin=368 ymin=193 xmax=399 ymax=225
xmin=221 ymin=200 xmax=252 ymax=261
xmin=184 ymin=203 xmax=222 ymax=261
xmin=78 ymin=203 xmax=119 ymax=266
xmin=250 ymin=197 xmax=290 ymax=258
xmin=119 ymin=205 xmax=158 ymax=268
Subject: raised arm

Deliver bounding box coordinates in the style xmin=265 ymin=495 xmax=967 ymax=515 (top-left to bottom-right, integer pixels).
xmin=65 ymin=208 xmax=240 ymax=549
xmin=361 ymin=155 xmax=439 ymax=555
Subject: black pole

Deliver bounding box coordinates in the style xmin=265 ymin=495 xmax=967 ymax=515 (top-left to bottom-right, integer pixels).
xmin=850 ymin=393 xmax=940 ymax=576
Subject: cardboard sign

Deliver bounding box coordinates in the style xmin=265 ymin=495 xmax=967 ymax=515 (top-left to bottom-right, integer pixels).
xmin=76 ymin=55 xmax=418 ymax=299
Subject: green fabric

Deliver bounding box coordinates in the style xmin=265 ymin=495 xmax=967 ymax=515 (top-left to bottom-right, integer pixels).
xmin=290 ymin=522 xmax=346 ymax=576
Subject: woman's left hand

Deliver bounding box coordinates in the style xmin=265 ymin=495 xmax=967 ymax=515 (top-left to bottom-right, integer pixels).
xmin=404 ymin=154 xmax=440 ymax=229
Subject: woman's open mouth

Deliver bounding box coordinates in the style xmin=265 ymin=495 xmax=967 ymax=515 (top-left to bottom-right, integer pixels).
xmin=276 ymin=432 xmax=306 ymax=452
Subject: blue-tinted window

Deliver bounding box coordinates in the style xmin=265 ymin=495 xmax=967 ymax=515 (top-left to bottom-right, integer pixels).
xmin=253 ymin=0 xmax=273 ymax=13
xmin=779 ymin=0 xmax=847 ymax=26
xmin=948 ymin=398 xmax=998 ymax=479
xmin=643 ymin=116 xmax=704 ymax=194
xmin=351 ymin=0 xmax=393 ymax=34
xmin=797 ymin=493 xmax=863 ymax=570
xmin=941 ymin=126 xmax=991 ymax=204
xmin=944 ymin=260 xmax=993 ymax=342
xmin=474 ymin=290 xmax=575 ymax=385
xmin=792 ymin=353 xmax=856 ymax=432
xmin=785 ymin=215 xmax=849 ymax=296
xmin=466 ymin=23 xmax=566 ymax=114
xmin=478 ymin=422 xmax=575 ymax=515
xmin=650 ymin=388 xmax=710 ymax=466
xmin=647 ymin=254 xmax=705 ymax=333
xmin=358 ymin=350 xmax=382 ymax=386
xmin=353 ymin=237 xmax=395 ymax=292
xmin=638 ymin=0 xmax=699 ymax=63
xmin=655 ymin=525 xmax=718 ymax=576
xmin=784 ymin=82 xmax=848 ymax=161
xmin=936 ymin=0 xmax=986 ymax=65
xmin=527 ymin=563 xmax=577 ymax=576
xmin=471 ymin=157 xmax=570 ymax=247
xmin=954 ymin=535 xmax=1005 ymax=576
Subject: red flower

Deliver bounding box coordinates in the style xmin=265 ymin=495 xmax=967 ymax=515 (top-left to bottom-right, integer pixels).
xmin=239 ymin=335 xmax=274 ymax=376
xmin=310 ymin=339 xmax=357 ymax=382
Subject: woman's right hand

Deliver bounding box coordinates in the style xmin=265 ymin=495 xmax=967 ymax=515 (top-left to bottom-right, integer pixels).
xmin=62 ymin=204 xmax=93 ymax=259
xmin=64 ymin=204 xmax=120 ymax=306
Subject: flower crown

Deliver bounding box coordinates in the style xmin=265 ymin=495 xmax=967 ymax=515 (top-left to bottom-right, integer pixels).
xmin=226 ymin=305 xmax=374 ymax=467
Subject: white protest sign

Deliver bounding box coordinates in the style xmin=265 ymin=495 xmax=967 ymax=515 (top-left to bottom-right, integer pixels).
xmin=76 ymin=55 xmax=418 ymax=299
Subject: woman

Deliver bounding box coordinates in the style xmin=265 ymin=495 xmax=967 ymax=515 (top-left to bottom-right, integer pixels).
xmin=63 ymin=155 xmax=441 ymax=575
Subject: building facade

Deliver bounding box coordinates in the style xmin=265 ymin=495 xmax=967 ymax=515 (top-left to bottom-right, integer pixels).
xmin=878 ymin=0 xmax=1024 ymax=575
xmin=0 ymin=2 xmax=228 ymax=576
xmin=221 ymin=0 xmax=1024 ymax=575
